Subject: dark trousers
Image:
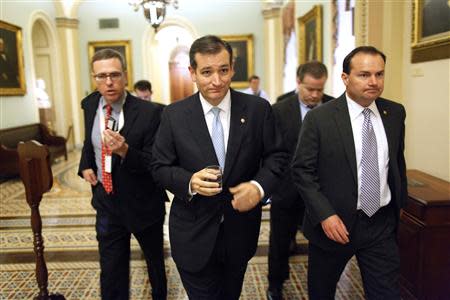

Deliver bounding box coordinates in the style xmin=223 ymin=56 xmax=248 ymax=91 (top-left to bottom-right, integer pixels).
xmin=308 ymin=204 xmax=400 ymax=300
xmin=176 ymin=225 xmax=248 ymax=300
xmin=268 ymin=201 xmax=304 ymax=289
xmin=94 ymin=184 xmax=167 ymax=300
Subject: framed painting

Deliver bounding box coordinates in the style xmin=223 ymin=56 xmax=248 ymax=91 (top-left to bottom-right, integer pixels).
xmin=411 ymin=0 xmax=450 ymax=63
xmin=220 ymin=34 xmax=254 ymax=89
xmin=88 ymin=40 xmax=133 ymax=91
xmin=297 ymin=5 xmax=323 ymax=64
xmin=0 ymin=20 xmax=26 ymax=96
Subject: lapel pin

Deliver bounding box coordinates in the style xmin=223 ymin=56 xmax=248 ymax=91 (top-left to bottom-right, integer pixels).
xmin=383 ymin=110 xmax=387 ymax=115
xmin=241 ymin=118 xmax=245 ymax=124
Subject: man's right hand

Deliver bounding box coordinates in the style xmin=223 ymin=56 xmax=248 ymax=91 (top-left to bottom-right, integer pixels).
xmin=190 ymin=168 xmax=222 ymax=196
xmin=321 ymin=214 xmax=350 ymax=244
xmin=82 ymin=169 xmax=98 ymax=186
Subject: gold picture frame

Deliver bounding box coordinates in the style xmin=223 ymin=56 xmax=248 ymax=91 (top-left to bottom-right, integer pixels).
xmin=297 ymin=5 xmax=323 ymax=64
xmin=88 ymin=40 xmax=133 ymax=91
xmin=220 ymin=34 xmax=254 ymax=89
xmin=0 ymin=20 xmax=26 ymax=96
xmin=411 ymin=0 xmax=450 ymax=63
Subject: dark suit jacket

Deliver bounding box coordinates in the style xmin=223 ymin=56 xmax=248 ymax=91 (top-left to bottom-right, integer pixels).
xmin=78 ymin=91 xmax=168 ymax=233
xmin=152 ymin=90 xmax=287 ymax=272
xmin=272 ymin=93 xmax=333 ymax=208
xmin=291 ymin=93 xmax=407 ymax=250
xmin=276 ymin=90 xmax=333 ymax=103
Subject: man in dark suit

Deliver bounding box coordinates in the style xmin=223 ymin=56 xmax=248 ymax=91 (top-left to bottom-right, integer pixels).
xmin=276 ymin=64 xmax=334 ymax=103
xmin=152 ymin=35 xmax=287 ymax=300
xmin=292 ymin=46 xmax=407 ymax=299
xmin=267 ymin=61 xmax=332 ymax=300
xmin=78 ymin=49 xmax=168 ymax=300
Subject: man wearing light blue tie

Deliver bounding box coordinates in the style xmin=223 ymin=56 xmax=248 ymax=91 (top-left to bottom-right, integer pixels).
xmin=152 ymin=35 xmax=287 ymax=300
xmin=291 ymin=46 xmax=407 ymax=299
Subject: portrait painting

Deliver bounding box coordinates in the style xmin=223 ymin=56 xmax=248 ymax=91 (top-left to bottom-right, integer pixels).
xmin=88 ymin=40 xmax=133 ymax=91
xmin=411 ymin=0 xmax=450 ymax=63
xmin=220 ymin=35 xmax=254 ymax=89
xmin=0 ymin=20 xmax=26 ymax=96
xmin=298 ymin=5 xmax=323 ymax=64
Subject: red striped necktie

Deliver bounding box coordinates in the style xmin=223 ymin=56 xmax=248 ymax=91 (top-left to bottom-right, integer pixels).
xmin=101 ymin=104 xmax=113 ymax=194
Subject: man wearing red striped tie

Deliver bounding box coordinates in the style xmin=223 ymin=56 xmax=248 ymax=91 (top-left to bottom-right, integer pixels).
xmin=78 ymin=49 xmax=168 ymax=300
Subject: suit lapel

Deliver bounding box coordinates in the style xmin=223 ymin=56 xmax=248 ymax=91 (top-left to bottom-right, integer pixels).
xmin=185 ymin=93 xmax=219 ymax=167
xmin=85 ymin=94 xmax=101 ymax=138
xmin=334 ymin=95 xmax=357 ymax=184
xmin=289 ymin=96 xmax=302 ymax=137
xmin=376 ymin=100 xmax=395 ymax=162
xmin=223 ymin=91 xmax=247 ymax=184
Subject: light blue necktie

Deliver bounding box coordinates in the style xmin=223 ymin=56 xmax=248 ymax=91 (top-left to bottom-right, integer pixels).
xmin=211 ymin=107 xmax=225 ymax=169
xmin=360 ymin=108 xmax=380 ymax=217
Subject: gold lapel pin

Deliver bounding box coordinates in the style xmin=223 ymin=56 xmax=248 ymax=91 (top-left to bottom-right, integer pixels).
xmin=383 ymin=110 xmax=388 ymax=115
xmin=241 ymin=118 xmax=245 ymax=124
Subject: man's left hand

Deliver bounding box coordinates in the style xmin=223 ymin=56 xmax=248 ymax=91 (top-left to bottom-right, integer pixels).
xmin=104 ymin=129 xmax=128 ymax=158
xmin=229 ymin=182 xmax=261 ymax=212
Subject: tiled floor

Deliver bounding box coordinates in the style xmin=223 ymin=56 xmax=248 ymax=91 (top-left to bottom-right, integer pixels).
xmin=0 ymin=150 xmax=365 ymax=299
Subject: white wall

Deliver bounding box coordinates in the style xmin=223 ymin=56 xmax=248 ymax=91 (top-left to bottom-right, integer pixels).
xmin=0 ymin=2 xmax=55 ymax=129
xmin=402 ymin=1 xmax=450 ymax=181
xmin=77 ymin=0 xmax=265 ymax=96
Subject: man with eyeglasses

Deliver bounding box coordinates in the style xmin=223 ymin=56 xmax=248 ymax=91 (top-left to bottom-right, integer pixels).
xmin=78 ymin=49 xmax=168 ymax=300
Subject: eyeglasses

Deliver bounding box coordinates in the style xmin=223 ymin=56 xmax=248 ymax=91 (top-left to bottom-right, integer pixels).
xmin=93 ymin=72 xmax=123 ymax=82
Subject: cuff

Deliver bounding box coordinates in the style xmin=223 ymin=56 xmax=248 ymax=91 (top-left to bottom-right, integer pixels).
xmin=250 ymin=180 xmax=265 ymax=200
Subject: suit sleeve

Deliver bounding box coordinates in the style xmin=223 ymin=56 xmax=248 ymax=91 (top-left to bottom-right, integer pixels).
xmin=152 ymin=109 xmax=193 ymax=201
xmin=120 ymin=105 xmax=160 ymax=175
xmin=78 ymin=99 xmax=95 ymax=178
xmin=291 ymin=111 xmax=336 ymax=226
xmin=398 ymin=105 xmax=408 ymax=208
xmin=252 ymin=103 xmax=288 ymax=196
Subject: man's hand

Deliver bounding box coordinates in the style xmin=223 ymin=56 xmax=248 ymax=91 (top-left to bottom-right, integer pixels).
xmin=82 ymin=168 xmax=98 ymax=186
xmin=104 ymin=129 xmax=129 ymax=158
xmin=190 ymin=168 xmax=222 ymax=196
xmin=321 ymin=214 xmax=349 ymax=244
xmin=229 ymin=182 xmax=261 ymax=212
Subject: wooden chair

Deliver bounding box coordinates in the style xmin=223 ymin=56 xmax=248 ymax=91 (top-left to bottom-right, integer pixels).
xmin=18 ymin=140 xmax=65 ymax=300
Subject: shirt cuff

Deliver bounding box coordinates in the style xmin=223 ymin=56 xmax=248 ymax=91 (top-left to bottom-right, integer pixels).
xmin=188 ymin=178 xmax=197 ymax=201
xmin=250 ymin=180 xmax=265 ymax=200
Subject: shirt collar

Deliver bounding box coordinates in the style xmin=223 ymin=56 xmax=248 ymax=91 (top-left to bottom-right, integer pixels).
xmin=345 ymin=92 xmax=380 ymax=121
xmin=199 ymin=89 xmax=231 ymax=116
xmin=101 ymin=91 xmax=127 ymax=113
xmin=298 ymin=95 xmax=322 ymax=109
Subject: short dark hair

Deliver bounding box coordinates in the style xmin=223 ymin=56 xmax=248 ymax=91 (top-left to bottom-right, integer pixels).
xmin=342 ymin=46 xmax=386 ymax=74
xmin=189 ymin=35 xmax=233 ymax=70
xmin=134 ymin=80 xmax=152 ymax=92
xmin=248 ymin=75 xmax=260 ymax=82
xmin=296 ymin=61 xmax=328 ymax=81
xmin=91 ymin=48 xmax=126 ymax=71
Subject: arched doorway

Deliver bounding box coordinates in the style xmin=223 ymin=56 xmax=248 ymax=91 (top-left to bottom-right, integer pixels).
xmin=169 ymin=45 xmax=192 ymax=103
xmin=32 ymin=20 xmax=55 ymax=130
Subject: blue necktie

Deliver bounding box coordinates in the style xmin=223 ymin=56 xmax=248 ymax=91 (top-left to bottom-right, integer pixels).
xmin=360 ymin=108 xmax=380 ymax=217
xmin=211 ymin=107 xmax=225 ymax=169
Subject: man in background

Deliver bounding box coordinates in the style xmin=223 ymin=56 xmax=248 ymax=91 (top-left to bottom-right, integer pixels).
xmin=242 ymin=75 xmax=270 ymax=102
xmin=133 ymin=79 xmax=166 ymax=109
xmin=276 ymin=65 xmax=334 ymax=103
xmin=152 ymin=35 xmax=287 ymax=300
xmin=292 ymin=46 xmax=407 ymax=299
xmin=267 ymin=61 xmax=332 ymax=300
xmin=79 ymin=49 xmax=168 ymax=300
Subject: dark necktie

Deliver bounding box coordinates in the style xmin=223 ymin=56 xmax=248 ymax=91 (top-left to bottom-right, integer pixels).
xmin=360 ymin=108 xmax=380 ymax=217
xmin=101 ymin=104 xmax=113 ymax=194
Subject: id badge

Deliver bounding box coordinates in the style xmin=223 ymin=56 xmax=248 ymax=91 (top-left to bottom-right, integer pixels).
xmin=105 ymin=155 xmax=112 ymax=173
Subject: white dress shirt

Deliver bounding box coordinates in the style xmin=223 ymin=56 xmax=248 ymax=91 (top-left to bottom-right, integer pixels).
xmin=189 ymin=90 xmax=265 ymax=198
xmin=346 ymin=93 xmax=391 ymax=209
